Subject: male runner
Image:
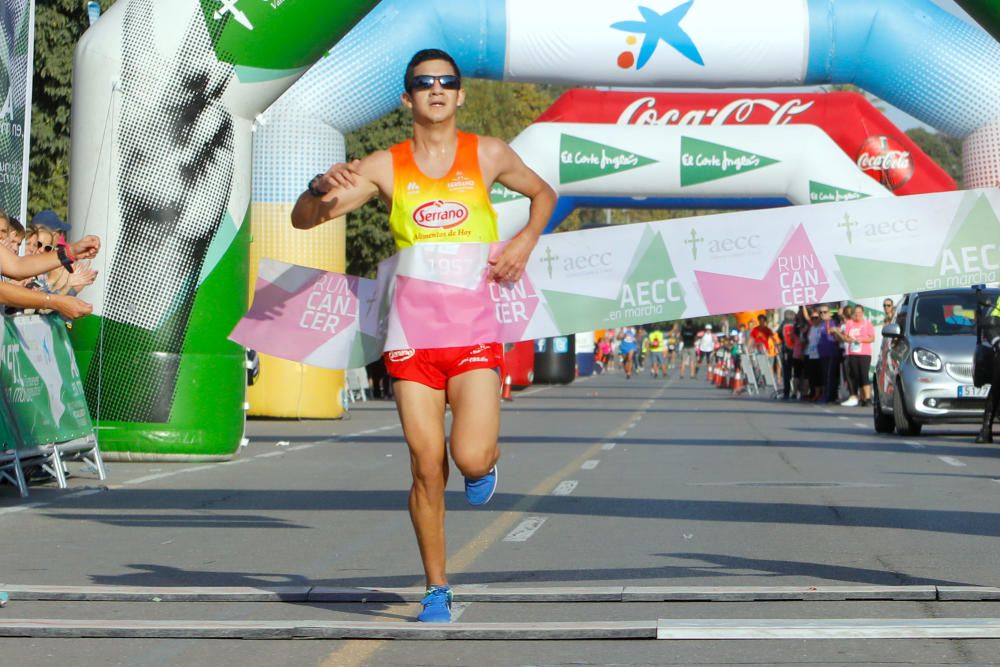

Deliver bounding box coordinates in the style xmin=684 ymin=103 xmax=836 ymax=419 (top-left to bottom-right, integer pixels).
xmin=291 ymin=49 xmax=556 ymax=623
xmin=647 ymin=325 xmax=666 ymax=378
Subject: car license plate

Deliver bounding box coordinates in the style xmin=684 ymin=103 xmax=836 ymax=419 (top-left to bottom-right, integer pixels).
xmin=958 ymin=385 xmax=991 ymax=398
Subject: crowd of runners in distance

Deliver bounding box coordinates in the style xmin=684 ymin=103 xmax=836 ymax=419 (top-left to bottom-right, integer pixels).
xmin=592 ymin=300 xmax=888 ymax=407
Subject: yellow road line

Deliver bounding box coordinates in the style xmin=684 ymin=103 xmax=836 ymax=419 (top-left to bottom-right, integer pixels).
xmin=318 ymin=380 xmax=669 ymax=666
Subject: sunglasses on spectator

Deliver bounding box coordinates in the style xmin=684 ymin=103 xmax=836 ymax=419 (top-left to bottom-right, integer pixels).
xmin=819 ymin=309 xmax=830 ymax=314
xmin=883 ymin=302 xmax=893 ymax=308
xmin=36 ymin=242 xmax=53 ymax=252
xmin=409 ymin=74 xmax=460 ymax=91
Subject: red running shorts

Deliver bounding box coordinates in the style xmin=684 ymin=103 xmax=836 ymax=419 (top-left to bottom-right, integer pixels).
xmin=383 ymin=343 xmax=505 ymax=390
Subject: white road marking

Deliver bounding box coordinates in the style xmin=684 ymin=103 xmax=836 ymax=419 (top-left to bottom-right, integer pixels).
xmin=823 ymin=409 xmax=833 ymax=414
xmin=503 ymin=517 xmax=547 ymax=542
xmin=287 ymin=444 xmax=315 ymax=452
xmin=581 ymin=460 xmax=600 ymax=470
xmin=601 ymin=442 xmax=616 ymax=451
xmin=853 ymin=423 xmax=867 ymax=429
xmin=220 ymin=459 xmax=250 ymax=466
xmin=124 ymin=472 xmax=180 ymax=485
xmin=255 ymin=451 xmax=285 ymax=459
xmin=838 ymin=416 xmax=849 ymax=421
xmin=904 ymin=440 xmax=925 ymax=449
xmin=0 ymin=503 xmax=43 ymax=516
xmin=450 ymin=601 xmax=471 ymax=622
xmin=552 ymin=481 xmax=578 ymax=496
xmin=937 ymin=456 xmax=966 ymax=468
xmin=61 ymin=489 xmax=103 ymax=499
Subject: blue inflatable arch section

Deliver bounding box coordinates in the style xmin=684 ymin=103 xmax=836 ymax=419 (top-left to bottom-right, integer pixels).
xmin=275 ymin=0 xmax=999 ymax=192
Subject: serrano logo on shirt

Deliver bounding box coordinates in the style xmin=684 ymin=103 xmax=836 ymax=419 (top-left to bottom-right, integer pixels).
xmin=412 ymin=200 xmax=469 ymax=229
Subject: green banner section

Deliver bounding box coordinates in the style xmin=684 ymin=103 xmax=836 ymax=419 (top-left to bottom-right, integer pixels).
xmin=559 ymin=133 xmax=657 ymax=184
xmin=543 ymin=228 xmax=685 ymax=330
xmin=680 ymin=136 xmax=779 ymax=186
xmin=836 ymin=194 xmax=1000 ymax=297
xmin=199 ymin=0 xmax=378 ymax=71
xmin=1 ymin=314 xmax=94 ymax=450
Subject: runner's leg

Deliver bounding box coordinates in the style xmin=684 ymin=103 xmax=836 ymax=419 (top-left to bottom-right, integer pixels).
xmin=394 ymin=380 xmax=449 ymax=587
xmin=448 ymin=368 xmax=502 ymax=482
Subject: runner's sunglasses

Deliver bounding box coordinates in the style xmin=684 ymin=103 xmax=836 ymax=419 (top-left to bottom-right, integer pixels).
xmin=408 ymin=74 xmax=460 ymax=91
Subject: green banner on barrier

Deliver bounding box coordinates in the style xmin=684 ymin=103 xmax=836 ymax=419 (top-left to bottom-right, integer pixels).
xmin=1 ymin=314 xmax=94 ymax=449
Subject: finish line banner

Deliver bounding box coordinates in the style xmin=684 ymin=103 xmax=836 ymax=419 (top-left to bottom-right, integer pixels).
xmin=231 ymin=189 xmax=1000 ymax=369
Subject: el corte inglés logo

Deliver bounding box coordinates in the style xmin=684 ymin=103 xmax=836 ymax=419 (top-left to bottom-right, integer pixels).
xmin=680 ymin=136 xmax=778 ymax=186
xmin=412 ymin=200 xmax=469 ymax=229
xmin=559 ymin=134 xmax=657 ymax=184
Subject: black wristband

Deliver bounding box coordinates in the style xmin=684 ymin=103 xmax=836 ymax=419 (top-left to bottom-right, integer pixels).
xmin=307 ymin=174 xmax=328 ymax=197
xmin=56 ymin=245 xmax=75 ymax=273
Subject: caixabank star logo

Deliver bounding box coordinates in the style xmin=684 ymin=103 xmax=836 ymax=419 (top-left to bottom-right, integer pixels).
xmin=610 ymin=1 xmax=704 ymax=70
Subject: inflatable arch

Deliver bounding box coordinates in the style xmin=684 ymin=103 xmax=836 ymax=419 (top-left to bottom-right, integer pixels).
xmin=490 ymin=123 xmax=892 ymax=238
xmin=536 ymin=90 xmax=957 ymax=198
xmin=70 ymin=0 xmax=1000 ymax=456
xmin=67 ymin=0 xmax=379 ymax=458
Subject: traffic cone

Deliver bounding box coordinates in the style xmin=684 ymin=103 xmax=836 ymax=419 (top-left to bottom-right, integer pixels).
xmin=732 ymin=368 xmax=744 ymax=394
xmin=502 ymin=374 xmax=513 ymax=401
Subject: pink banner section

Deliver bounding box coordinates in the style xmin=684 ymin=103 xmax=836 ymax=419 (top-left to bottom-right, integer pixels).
xmin=229 ymin=259 xmax=375 ymax=368
xmin=230 ymin=190 xmax=1000 ymax=370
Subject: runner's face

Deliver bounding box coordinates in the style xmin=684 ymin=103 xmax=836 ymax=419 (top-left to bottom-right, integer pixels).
xmin=404 ymin=60 xmax=464 ymax=122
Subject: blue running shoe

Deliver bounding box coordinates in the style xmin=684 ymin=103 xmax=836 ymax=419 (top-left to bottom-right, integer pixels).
xmin=464 ymin=465 xmax=498 ymax=506
xmin=417 ymin=585 xmax=452 ymax=623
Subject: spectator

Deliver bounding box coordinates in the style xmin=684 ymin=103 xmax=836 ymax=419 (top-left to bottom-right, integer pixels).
xmin=838 ymin=304 xmax=875 ymax=407
xmin=0 ymin=221 xmax=101 ymax=319
xmin=666 ymin=322 xmax=679 ymax=369
xmin=647 ymin=324 xmax=667 ymax=378
xmin=8 ymin=216 xmax=25 ymax=249
xmin=0 ymin=212 xmax=14 ymax=252
xmin=779 ymin=309 xmax=800 ymax=400
xmin=804 ymin=307 xmax=823 ymax=400
xmin=695 ymin=323 xmax=717 ymax=379
xmin=817 ymin=305 xmax=840 ymax=403
xmin=678 ymin=318 xmax=699 ymax=379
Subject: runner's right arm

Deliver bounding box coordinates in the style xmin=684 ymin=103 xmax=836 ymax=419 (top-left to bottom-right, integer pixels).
xmin=291 ymin=151 xmax=391 ymax=230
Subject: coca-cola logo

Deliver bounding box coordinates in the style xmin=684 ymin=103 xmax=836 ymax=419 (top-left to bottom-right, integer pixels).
xmin=855 ymin=135 xmax=913 ymax=191
xmin=412 ymin=200 xmax=469 ymax=229
xmin=616 ymin=97 xmax=816 ymax=126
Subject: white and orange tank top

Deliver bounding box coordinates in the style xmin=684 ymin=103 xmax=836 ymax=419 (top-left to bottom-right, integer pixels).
xmin=388 ymin=131 xmax=498 ymax=250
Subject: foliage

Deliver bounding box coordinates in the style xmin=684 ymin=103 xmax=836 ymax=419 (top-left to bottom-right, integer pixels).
xmin=344 ymin=79 xmax=562 ymax=277
xmin=28 ymin=0 xmax=114 ymax=222
xmin=905 ymin=127 xmax=964 ymax=187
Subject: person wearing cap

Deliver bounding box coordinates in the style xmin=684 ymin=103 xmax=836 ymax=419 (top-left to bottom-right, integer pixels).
xmin=32 ymin=209 xmax=71 ymax=243
xmin=695 ymin=323 xmax=717 ymax=377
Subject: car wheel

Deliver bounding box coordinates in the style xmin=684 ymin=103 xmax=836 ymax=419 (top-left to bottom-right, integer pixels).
xmin=872 ymin=384 xmax=895 ymax=434
xmin=893 ymin=381 xmax=922 ymax=436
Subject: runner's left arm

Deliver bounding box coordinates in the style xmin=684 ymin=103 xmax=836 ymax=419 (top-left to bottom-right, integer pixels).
xmin=481 ymin=137 xmax=556 ymax=282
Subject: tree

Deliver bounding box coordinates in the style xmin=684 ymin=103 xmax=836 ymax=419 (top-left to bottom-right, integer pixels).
xmin=343 ymin=78 xmax=562 ymax=277
xmin=28 ymin=1 xmax=113 ymax=221
xmin=905 ymin=127 xmax=964 ymax=187
xmin=344 ymin=105 xmax=410 ymax=278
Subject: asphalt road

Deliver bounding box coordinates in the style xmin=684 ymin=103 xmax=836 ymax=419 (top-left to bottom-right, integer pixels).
xmin=3 ymin=371 xmax=1000 ymax=666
